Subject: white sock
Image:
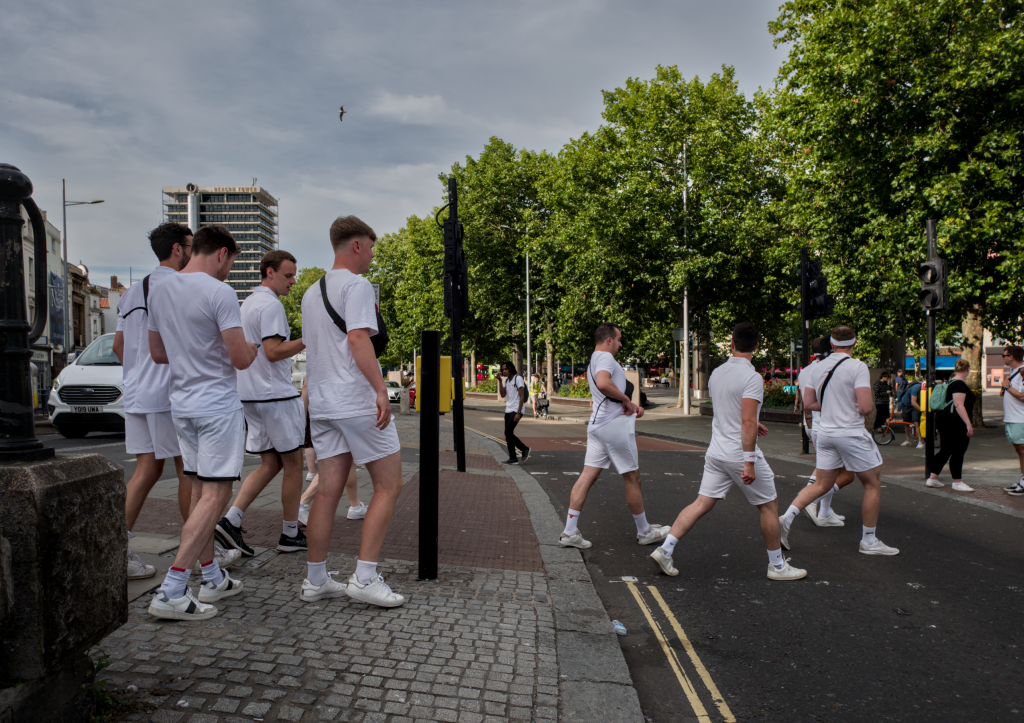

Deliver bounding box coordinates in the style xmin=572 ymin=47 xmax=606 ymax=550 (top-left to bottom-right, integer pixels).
xmin=355 ymin=559 xmax=377 ymax=585
xmin=200 ymin=558 xmax=224 ymax=585
xmin=660 ymin=534 xmax=679 ymax=556
xmin=632 ymin=511 xmax=650 ymax=537
xmin=226 ymin=506 xmax=244 ymax=528
xmin=805 ymin=476 xmax=816 ymax=486
xmin=283 ymin=520 xmax=298 ymax=537
xmin=307 ymin=561 xmax=327 ymax=587
xmin=767 ymin=548 xmax=784 ymax=569
xmin=862 ymin=526 xmax=877 ymax=544
xmin=299 ymin=502 xmax=310 ymax=513
xmin=783 ymin=505 xmax=800 ymax=526
xmin=159 ymin=566 xmax=191 ymax=599
xmin=817 ymin=485 xmax=837 ymax=518
xmin=564 ymin=509 xmax=582 ymax=536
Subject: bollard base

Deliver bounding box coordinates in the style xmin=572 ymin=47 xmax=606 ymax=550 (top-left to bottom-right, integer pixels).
xmin=0 ymin=447 xmax=54 ymax=463
xmin=0 ymin=651 xmax=96 ymax=723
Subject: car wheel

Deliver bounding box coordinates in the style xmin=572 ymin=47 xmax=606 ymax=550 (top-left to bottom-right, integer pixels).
xmin=58 ymin=426 xmax=88 ymax=439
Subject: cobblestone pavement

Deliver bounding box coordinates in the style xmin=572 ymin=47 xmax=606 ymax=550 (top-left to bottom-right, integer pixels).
xmin=100 ymin=553 xmax=558 ymax=723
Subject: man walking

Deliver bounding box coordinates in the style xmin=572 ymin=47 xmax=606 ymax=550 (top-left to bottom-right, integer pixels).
xmin=113 ymin=223 xmax=240 ymax=581
xmin=497 ymin=362 xmax=530 ymax=464
xmin=901 ymin=374 xmax=924 ymax=448
xmin=778 ymin=325 xmax=899 ymax=556
xmin=299 ymin=215 xmax=405 ymax=608
xmin=146 ymin=225 xmax=258 ymax=620
xmin=559 ymin=323 xmax=668 ymax=550
xmin=215 ymin=250 xmax=308 ymax=557
xmin=1001 ymin=345 xmax=1024 ymax=495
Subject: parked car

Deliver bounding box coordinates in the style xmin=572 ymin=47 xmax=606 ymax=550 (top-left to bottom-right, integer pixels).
xmin=408 ymin=383 xmax=416 ymax=407
xmin=385 ymin=380 xmax=403 ymax=402
xmin=48 ymin=333 xmax=125 ymax=438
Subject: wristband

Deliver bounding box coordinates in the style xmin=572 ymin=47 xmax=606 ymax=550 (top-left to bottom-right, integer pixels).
xmin=743 ymin=452 xmax=756 ymax=463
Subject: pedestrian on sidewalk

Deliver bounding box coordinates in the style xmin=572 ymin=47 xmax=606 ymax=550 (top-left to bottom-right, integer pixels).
xmin=778 ymin=325 xmax=899 ymax=557
xmin=926 ymin=359 xmax=975 ymax=492
xmin=873 ymin=371 xmax=893 ymax=432
xmin=649 ymin=322 xmax=805 ymax=580
xmin=559 ymin=323 xmax=668 ymax=551
xmin=894 ymin=368 xmax=907 ymax=413
xmin=1001 ymin=345 xmax=1024 ymax=496
xmin=215 ymin=251 xmax=309 ymax=558
xmin=299 ymin=215 xmax=404 ymax=607
xmin=900 ymin=374 xmax=924 ymax=448
xmin=530 ymin=372 xmax=546 ymax=418
xmin=146 ymin=225 xmax=256 ymax=620
xmin=497 ymin=362 xmax=530 ymax=463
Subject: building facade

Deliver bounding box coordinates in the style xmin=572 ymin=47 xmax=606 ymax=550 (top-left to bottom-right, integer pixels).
xmin=20 ymin=205 xmax=66 ymax=399
xmin=162 ymin=184 xmax=279 ymax=301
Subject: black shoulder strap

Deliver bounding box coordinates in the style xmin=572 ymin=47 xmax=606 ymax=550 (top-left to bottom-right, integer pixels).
xmin=120 ymin=274 xmax=152 ymax=320
xmin=319 ymin=274 xmax=390 ymax=358
xmin=818 ymin=356 xmax=850 ymax=406
xmin=319 ymin=275 xmax=348 ymax=333
xmin=1010 ymin=368 xmax=1023 ymax=384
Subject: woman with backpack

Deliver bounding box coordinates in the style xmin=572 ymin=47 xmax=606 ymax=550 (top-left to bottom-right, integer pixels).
xmin=925 ymin=359 xmax=975 ymax=492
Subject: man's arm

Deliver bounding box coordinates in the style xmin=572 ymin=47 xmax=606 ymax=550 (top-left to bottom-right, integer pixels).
xmin=222 ymin=327 xmax=258 ymax=370
xmin=148 ymin=331 xmax=169 ymax=364
xmin=595 ymin=370 xmax=643 ymax=417
xmin=262 ymin=336 xmax=305 ymax=363
xmin=112 ymin=331 xmax=125 ymax=364
xmin=855 ymin=386 xmax=875 ymax=416
xmin=803 ymin=387 xmax=821 ymax=412
xmin=349 ymin=328 xmax=391 ymax=429
xmin=497 ymin=375 xmax=506 ymax=398
xmin=516 ymin=384 xmax=526 ymax=415
xmin=741 ymin=397 xmax=759 ymax=484
xmin=911 ymin=391 xmax=921 ymax=411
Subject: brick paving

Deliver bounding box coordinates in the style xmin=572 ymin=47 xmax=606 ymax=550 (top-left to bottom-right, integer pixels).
xmin=100 ymin=552 xmax=558 ymax=723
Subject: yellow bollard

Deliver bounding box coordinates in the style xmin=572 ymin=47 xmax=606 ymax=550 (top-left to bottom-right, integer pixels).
xmin=415 ymin=356 xmax=462 ymax=413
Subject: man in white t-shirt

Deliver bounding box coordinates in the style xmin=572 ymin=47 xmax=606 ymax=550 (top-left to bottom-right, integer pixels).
xmin=299 ymin=215 xmax=404 ymax=608
xmin=146 ymin=225 xmax=259 ymax=621
xmin=778 ymin=325 xmax=899 ymax=556
xmin=650 ymin=323 xmax=807 ymax=581
xmin=497 ymin=362 xmax=530 ymax=463
xmin=215 ymin=250 xmax=308 ymax=558
xmin=559 ymin=323 xmax=669 ymax=549
xmin=1000 ymin=345 xmax=1024 ymax=495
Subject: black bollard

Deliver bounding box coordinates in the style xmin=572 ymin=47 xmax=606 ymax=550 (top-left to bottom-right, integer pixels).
xmin=418 ymin=330 xmax=441 ymax=580
xmin=0 ymin=164 xmax=54 ymax=461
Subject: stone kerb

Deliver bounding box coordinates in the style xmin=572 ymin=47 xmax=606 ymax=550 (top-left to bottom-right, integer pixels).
xmin=0 ymin=454 xmax=128 ymax=681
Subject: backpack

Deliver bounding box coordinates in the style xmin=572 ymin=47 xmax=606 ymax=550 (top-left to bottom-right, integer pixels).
xmin=319 ymin=275 xmax=389 ymax=358
xmin=928 ymin=381 xmax=953 ymax=412
xmin=587 ymin=361 xmax=635 ymax=417
xmin=901 ymin=382 xmax=920 ymax=408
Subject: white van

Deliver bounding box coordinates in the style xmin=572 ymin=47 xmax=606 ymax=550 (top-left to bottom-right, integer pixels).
xmin=48 ymin=333 xmax=125 ymax=438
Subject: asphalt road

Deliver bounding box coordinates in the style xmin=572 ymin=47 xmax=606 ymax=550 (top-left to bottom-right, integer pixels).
xmin=464 ymin=409 xmax=1024 ymax=723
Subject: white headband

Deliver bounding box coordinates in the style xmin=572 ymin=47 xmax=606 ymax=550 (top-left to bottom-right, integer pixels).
xmin=830 ymin=336 xmax=856 ymax=347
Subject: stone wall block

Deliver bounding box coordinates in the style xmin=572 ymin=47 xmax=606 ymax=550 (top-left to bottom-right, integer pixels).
xmin=0 ymin=453 xmax=127 ymax=681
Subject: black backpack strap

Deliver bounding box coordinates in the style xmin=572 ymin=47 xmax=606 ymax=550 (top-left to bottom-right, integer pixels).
xmin=119 ymin=274 xmax=151 ymax=320
xmin=817 ymin=356 xmax=850 ymax=407
xmin=319 ymin=274 xmax=389 ymax=358
xmin=319 ymin=275 xmax=348 ymax=334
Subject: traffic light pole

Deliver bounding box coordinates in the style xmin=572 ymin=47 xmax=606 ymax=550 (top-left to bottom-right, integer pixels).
xmin=924 ymin=220 xmax=938 ymax=480
xmin=443 ymin=178 xmax=467 ymax=473
xmin=800 ymin=247 xmax=810 ymax=455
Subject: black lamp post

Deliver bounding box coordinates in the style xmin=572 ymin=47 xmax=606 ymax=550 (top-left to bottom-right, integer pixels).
xmin=0 ymin=164 xmax=54 ymax=461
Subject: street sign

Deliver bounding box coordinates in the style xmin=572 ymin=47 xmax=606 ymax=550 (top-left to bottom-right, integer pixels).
xmin=672 ymin=327 xmax=686 ymax=342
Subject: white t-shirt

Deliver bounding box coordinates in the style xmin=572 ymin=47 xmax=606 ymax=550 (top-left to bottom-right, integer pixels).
xmin=588 ymin=351 xmax=627 ymax=430
xmin=117 ymin=265 xmax=175 ymax=414
xmin=1004 ymin=364 xmax=1024 ymax=424
xmin=236 ymin=286 xmax=298 ymax=402
xmin=808 ymin=352 xmax=871 ymax=436
xmin=302 ymin=269 xmax=380 ymax=420
xmin=797 ymin=359 xmax=822 ymax=427
xmin=147 ymin=272 xmax=244 ymax=419
xmin=502 ymin=375 xmax=525 ymax=414
xmin=705 ymin=356 xmax=763 ymax=462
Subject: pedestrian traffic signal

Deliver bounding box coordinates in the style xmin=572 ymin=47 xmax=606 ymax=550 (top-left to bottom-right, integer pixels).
xmin=805 ymin=260 xmax=835 ymax=319
xmin=918 ymin=259 xmax=947 ymax=311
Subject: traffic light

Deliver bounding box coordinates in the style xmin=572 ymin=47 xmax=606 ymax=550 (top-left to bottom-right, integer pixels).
xmin=918 ymin=259 xmax=947 ymax=311
xmin=805 ymin=260 xmax=835 ymax=319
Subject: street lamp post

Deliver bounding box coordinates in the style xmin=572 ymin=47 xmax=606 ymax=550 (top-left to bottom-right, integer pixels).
xmin=499 ymin=225 xmax=536 ymax=383
xmin=62 ymin=179 xmax=104 ymax=365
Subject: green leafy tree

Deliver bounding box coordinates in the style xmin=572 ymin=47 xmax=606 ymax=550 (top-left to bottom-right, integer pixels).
xmin=282 ymin=266 xmax=326 ymax=341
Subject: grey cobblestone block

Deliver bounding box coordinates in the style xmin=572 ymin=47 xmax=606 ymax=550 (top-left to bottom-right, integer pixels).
xmin=277 ymin=705 xmax=305 ymax=721
xmin=263 ymin=688 xmax=288 ymax=700
xmin=210 ymin=697 xmax=240 ymax=713
xmin=185 ymin=715 xmax=218 ymax=723
xmin=242 ymin=700 xmax=272 ymax=716
xmin=151 ymin=711 xmax=185 ymax=723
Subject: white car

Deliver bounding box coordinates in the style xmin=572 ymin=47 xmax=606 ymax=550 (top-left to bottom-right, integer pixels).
xmin=385 ymin=380 xmax=402 ymax=402
xmin=49 ymin=333 xmax=125 ymax=438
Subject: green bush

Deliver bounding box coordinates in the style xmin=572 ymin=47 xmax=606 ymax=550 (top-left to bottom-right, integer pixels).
xmin=475 ymin=377 xmax=497 ymax=393
xmin=556 ymin=377 xmax=592 ymax=398
xmin=762 ymin=381 xmax=796 ymax=409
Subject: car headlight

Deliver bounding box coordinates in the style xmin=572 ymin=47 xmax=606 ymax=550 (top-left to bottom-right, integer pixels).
xmin=52 ymin=376 xmax=62 ymax=391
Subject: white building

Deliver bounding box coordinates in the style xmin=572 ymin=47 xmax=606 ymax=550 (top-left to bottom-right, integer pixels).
xmin=20 ymin=205 xmax=65 ymax=396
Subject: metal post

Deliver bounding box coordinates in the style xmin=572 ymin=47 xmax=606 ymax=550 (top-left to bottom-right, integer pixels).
xmin=447 ymin=178 xmax=466 ymax=473
xmin=62 ymin=179 xmax=69 ymax=363
xmin=800 ymin=247 xmax=810 ymax=454
xmin=418 ymin=330 xmax=440 ymax=580
xmin=683 ymin=288 xmax=690 ymax=414
xmin=924 ymin=219 xmax=938 ymax=478
xmin=525 ymin=252 xmax=531 ymax=385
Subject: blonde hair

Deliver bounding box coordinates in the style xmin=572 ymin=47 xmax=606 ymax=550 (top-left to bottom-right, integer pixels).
xmin=953 ymin=358 xmax=970 ymax=373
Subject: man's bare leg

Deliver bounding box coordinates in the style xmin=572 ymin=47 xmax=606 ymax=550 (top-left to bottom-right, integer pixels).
xmin=170 ymin=479 xmax=232 ymax=572
xmin=560 ymin=466 xmax=603 ymax=546
xmin=357 ymin=451 xmax=403 ymax=563
xmin=666 ymin=494 xmax=718 ymax=540
xmin=346 ymin=465 xmax=361 ymax=508
xmin=279 ymin=449 xmax=303 ymax=523
xmin=216 ymin=451 xmax=283 ymax=554
xmin=1015 ymin=443 xmax=1024 ymax=476
xmin=857 ymin=467 xmax=882 ymax=528
xmin=173 ymin=456 xmax=191 ymax=523
xmin=125 ymin=453 xmax=166 ymax=531
xmin=304 ymin=447 xmax=317 ymax=477
xmin=305 ymin=453 xmax=351 ymax=564
xmin=757 ymin=499 xmax=781 ymax=550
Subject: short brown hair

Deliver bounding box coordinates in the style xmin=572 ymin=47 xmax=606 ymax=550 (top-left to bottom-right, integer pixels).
xmin=953 ymin=358 xmax=971 ymax=373
xmin=192 ymin=225 xmax=238 ymax=257
xmin=261 ymin=249 xmax=297 ymax=278
xmin=329 ymin=216 xmax=376 ymax=250
xmin=1005 ymin=345 xmax=1024 ymax=363
xmin=831 ymin=325 xmax=855 ymax=342
xmin=732 ymin=322 xmax=759 ymax=353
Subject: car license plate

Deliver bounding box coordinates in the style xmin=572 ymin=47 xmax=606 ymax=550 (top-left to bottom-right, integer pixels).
xmin=72 ymin=406 xmax=102 ymax=413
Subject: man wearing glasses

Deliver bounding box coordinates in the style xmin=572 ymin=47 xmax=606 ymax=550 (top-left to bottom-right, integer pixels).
xmin=1001 ymin=346 xmax=1024 ymax=495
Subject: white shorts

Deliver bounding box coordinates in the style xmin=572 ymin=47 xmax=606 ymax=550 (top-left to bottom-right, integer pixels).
xmin=125 ymin=411 xmax=180 ymax=460
xmin=698 ymin=453 xmax=777 ymax=506
xmin=311 ymin=416 xmax=400 ymax=465
xmin=815 ymin=432 xmax=883 ymax=473
xmin=243 ymin=397 xmax=304 ymax=455
xmin=584 ymin=415 xmax=639 ymax=474
xmin=173 ymin=408 xmax=245 ymax=482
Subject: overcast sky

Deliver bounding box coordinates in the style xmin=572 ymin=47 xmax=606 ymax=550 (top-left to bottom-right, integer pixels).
xmin=3 ymin=1 xmax=786 ymax=286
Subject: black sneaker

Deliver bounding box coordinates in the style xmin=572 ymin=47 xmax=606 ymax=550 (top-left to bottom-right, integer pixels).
xmin=277 ymin=529 xmax=308 ymax=553
xmin=521 ymin=448 xmax=531 ymax=462
xmin=1007 ymin=484 xmax=1024 ymax=497
xmin=1004 ymin=480 xmax=1024 ymax=492
xmin=504 ymin=458 xmax=519 ymax=465
xmin=215 ymin=517 xmax=255 ymax=557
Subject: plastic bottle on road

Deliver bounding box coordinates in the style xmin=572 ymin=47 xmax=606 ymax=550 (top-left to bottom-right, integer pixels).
xmin=611 ymin=620 xmax=627 ymax=635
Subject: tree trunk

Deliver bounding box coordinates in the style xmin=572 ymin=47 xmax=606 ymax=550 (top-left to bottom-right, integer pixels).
xmin=962 ymin=304 xmax=985 ymax=427
xmin=695 ymin=324 xmax=711 ymax=397
xmin=669 ymin=300 xmax=688 ymax=408
xmin=469 ymin=349 xmax=477 ymax=388
xmin=545 ymin=327 xmax=555 ymax=401
xmin=513 ymin=342 xmax=522 ymax=376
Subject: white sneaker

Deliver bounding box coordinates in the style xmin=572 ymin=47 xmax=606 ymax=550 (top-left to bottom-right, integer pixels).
xmin=925 ymin=478 xmax=945 ymax=488
xmin=916 ymin=442 xmax=925 ymax=449
xmin=649 ymin=547 xmax=679 ymax=576
xmin=198 ymin=572 xmax=244 ymax=603
xmin=305 ymin=472 xmax=315 ymax=483
xmin=559 ymin=532 xmax=592 ymax=549
xmin=637 ymin=525 xmax=669 ymax=545
xmin=300 ymin=571 xmax=347 ymax=602
xmin=951 ymin=481 xmax=974 ymax=492
xmin=804 ymin=502 xmax=818 ymax=524
xmin=127 ymin=552 xmax=156 ymax=580
xmin=346 ymin=573 xmax=406 ymax=608
xmin=347 ymin=503 xmax=368 ymax=520
xmin=767 ymin=559 xmax=807 ymax=581
xmin=900 ymin=440 xmax=912 ymax=447
xmin=298 ymin=504 xmax=310 ymax=526
xmin=214 ymin=546 xmax=241 ymax=570
xmin=148 ymin=588 xmax=217 ymax=621
xmin=859 ymin=538 xmax=900 ymax=556
xmin=778 ymin=516 xmax=791 ymax=550
xmin=815 ymin=512 xmax=844 ymax=527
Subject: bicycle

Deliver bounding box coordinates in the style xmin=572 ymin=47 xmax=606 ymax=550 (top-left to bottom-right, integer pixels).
xmin=873 ymin=407 xmax=941 ymax=449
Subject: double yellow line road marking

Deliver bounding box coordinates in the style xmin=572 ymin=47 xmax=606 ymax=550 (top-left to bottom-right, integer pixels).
xmin=615 ymin=578 xmax=735 ymax=722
